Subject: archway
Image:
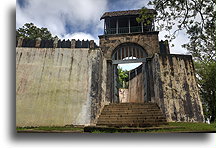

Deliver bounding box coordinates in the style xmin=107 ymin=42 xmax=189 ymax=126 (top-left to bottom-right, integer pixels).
xmin=111 ymin=43 xmax=150 ymax=103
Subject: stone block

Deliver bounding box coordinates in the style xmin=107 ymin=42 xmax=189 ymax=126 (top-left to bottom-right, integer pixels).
xmin=35 ymin=37 xmax=41 ymax=48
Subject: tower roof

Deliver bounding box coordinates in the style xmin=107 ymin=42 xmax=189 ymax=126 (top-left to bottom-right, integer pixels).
xmin=100 ymin=9 xmax=156 ymax=20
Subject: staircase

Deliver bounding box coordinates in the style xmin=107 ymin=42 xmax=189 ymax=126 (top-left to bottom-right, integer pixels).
xmin=97 ymin=103 xmax=167 ymax=127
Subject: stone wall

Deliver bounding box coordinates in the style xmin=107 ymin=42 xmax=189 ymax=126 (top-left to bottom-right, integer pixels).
xmin=119 ymin=89 xmax=129 ymax=103
xmin=99 ymin=32 xmax=160 ymax=59
xmin=151 ymin=54 xmax=204 ymax=122
xmin=16 ymin=47 xmax=103 ymax=127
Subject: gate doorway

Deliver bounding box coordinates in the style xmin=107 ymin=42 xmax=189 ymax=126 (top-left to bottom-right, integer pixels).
xmin=111 ymin=43 xmax=150 ymax=103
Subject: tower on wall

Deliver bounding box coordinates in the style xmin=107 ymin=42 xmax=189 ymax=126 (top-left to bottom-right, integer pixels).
xmin=99 ymin=9 xmax=163 ymax=103
xmin=99 ymin=9 xmax=204 ymax=122
xmin=99 ymin=9 xmax=163 ymax=59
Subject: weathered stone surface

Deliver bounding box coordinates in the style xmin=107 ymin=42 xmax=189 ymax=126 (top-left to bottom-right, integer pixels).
xmin=35 ymin=38 xmax=41 ymax=48
xmin=89 ymin=40 xmax=95 ymax=49
xmin=119 ymin=89 xmax=128 ymax=102
xmin=97 ymin=103 xmax=167 ymax=127
xmin=17 ymin=37 xmax=24 ymax=47
xmin=71 ymin=39 xmax=76 ymax=48
xmin=16 ymin=36 xmax=204 ymax=127
xmin=16 ymin=47 xmax=103 ymax=126
xmin=151 ymin=54 xmax=204 ymax=122
xmin=99 ymin=32 xmax=160 ymax=59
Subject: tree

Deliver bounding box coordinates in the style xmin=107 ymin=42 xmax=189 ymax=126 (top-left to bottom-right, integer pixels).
xmin=118 ymin=67 xmax=129 ymax=89
xmin=195 ymin=60 xmax=216 ymax=122
xmin=16 ymin=23 xmax=58 ymax=40
xmin=147 ymin=0 xmax=215 ymax=61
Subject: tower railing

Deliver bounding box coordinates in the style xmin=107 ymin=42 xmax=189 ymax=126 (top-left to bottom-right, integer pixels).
xmin=104 ymin=26 xmax=153 ymax=35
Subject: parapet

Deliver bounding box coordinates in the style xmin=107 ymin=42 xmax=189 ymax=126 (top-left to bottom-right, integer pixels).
xmin=159 ymin=40 xmax=170 ymax=54
xmin=16 ymin=37 xmax=98 ymax=49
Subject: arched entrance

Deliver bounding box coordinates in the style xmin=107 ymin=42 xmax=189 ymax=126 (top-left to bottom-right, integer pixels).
xmin=111 ymin=43 xmax=150 ymax=103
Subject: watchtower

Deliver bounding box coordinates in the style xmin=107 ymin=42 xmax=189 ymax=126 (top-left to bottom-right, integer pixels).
xmin=99 ymin=9 xmax=160 ymax=59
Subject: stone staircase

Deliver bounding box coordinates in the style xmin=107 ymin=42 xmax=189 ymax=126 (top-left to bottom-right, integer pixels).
xmin=96 ymin=103 xmax=167 ymax=127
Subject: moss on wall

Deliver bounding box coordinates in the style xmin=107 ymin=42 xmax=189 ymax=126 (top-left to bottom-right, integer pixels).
xmin=152 ymin=54 xmax=204 ymax=122
xmin=16 ymin=48 xmax=102 ymax=127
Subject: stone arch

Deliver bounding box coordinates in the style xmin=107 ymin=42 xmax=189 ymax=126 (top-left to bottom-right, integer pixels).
xmin=111 ymin=42 xmax=150 ymax=103
xmin=106 ymin=40 xmax=151 ymax=59
xmin=111 ymin=42 xmax=148 ymax=61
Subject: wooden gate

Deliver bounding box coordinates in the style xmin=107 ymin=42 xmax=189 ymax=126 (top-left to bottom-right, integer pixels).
xmin=111 ymin=43 xmax=149 ymax=103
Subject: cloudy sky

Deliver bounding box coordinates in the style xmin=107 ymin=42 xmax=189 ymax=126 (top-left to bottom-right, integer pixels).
xmin=16 ymin=0 xmax=188 ymax=56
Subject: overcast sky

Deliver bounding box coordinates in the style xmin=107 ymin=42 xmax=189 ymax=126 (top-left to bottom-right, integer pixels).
xmin=16 ymin=0 xmax=188 ymax=59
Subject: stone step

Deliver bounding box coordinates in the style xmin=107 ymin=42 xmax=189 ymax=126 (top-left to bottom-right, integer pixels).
xmin=102 ymin=109 xmax=160 ymax=112
xmin=101 ymin=111 xmax=162 ymax=115
xmin=97 ymin=102 xmax=167 ymax=127
xmin=105 ymin=104 xmax=158 ymax=108
xmin=96 ymin=122 xmax=168 ymax=127
xmin=106 ymin=103 xmax=157 ymax=105
xmin=99 ymin=114 xmax=166 ymax=118
xmin=103 ymin=105 xmax=160 ymax=110
xmin=104 ymin=107 xmax=159 ymax=110
xmin=98 ymin=116 xmax=166 ymax=120
xmin=97 ymin=119 xmax=167 ymax=123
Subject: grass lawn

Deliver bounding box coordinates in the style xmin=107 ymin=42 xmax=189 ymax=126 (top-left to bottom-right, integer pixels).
xmin=146 ymin=122 xmax=216 ymax=133
xmin=16 ymin=126 xmax=84 ymax=133
xmin=16 ymin=122 xmax=216 ymax=133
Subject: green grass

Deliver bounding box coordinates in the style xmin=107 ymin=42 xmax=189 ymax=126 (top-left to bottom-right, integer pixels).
xmin=87 ymin=122 xmax=216 ymax=133
xmin=16 ymin=126 xmax=83 ymax=132
xmin=138 ymin=122 xmax=216 ymax=133
xmin=165 ymin=122 xmax=215 ymax=132
xmin=16 ymin=122 xmax=216 ymax=133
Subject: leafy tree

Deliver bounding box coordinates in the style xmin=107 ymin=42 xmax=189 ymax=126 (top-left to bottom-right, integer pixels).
xmin=16 ymin=23 xmax=58 ymax=40
xmin=136 ymin=7 xmax=156 ymax=26
xmin=118 ymin=67 xmax=129 ymax=88
xmin=146 ymin=0 xmax=215 ymax=61
xmin=195 ymin=60 xmax=216 ymax=122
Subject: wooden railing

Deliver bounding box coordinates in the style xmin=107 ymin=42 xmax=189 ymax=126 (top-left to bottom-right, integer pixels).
xmin=104 ymin=26 xmax=152 ymax=35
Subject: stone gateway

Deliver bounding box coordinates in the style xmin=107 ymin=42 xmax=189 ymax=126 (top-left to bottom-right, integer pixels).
xmin=16 ymin=9 xmax=204 ymax=127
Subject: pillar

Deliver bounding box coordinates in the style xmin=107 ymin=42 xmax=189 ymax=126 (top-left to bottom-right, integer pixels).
xmin=128 ymin=17 xmax=131 ymax=33
xmin=90 ymin=40 xmax=95 ymax=49
xmin=71 ymin=39 xmax=76 ymax=48
xmin=17 ymin=37 xmax=24 ymax=47
xmin=53 ymin=37 xmax=59 ymax=48
xmin=35 ymin=37 xmax=41 ymax=48
xmin=116 ymin=18 xmax=118 ymax=34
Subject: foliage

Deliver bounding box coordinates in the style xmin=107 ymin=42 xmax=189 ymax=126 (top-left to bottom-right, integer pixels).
xmin=195 ymin=60 xmax=216 ymax=122
xmin=118 ymin=67 xmax=129 ymax=88
xmin=146 ymin=0 xmax=215 ymax=61
xmin=16 ymin=23 xmax=58 ymax=40
xmin=136 ymin=7 xmax=156 ymax=26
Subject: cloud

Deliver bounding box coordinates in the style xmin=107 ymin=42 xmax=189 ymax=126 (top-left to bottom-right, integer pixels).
xmin=158 ymin=21 xmax=189 ymax=54
xmin=169 ymin=31 xmax=189 ymax=54
xmin=16 ymin=0 xmax=108 ymax=39
xmin=108 ymin=0 xmax=150 ymax=11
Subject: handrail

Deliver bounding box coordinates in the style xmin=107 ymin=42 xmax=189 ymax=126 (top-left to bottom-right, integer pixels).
xmin=105 ymin=26 xmax=152 ymax=35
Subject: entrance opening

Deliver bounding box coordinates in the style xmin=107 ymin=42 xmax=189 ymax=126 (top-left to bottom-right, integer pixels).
xmin=111 ymin=43 xmax=149 ymax=103
xmin=118 ymin=61 xmax=142 ymax=103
